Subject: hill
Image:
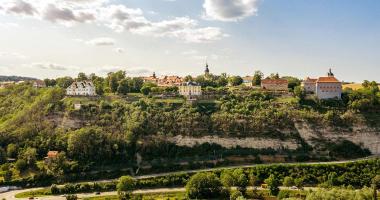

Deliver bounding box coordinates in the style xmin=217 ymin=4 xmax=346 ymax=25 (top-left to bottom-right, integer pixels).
xmin=0 ymin=75 xmax=37 ymax=82
xmin=0 ymin=80 xmax=379 ymax=186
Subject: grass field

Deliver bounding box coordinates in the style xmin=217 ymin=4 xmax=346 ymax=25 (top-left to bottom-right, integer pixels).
xmin=343 ymin=83 xmax=380 ymax=90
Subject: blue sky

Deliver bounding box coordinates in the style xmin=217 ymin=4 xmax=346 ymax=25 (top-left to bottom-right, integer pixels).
xmin=0 ymin=0 xmax=379 ymax=82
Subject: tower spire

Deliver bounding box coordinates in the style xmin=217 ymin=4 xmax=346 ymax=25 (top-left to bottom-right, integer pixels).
xmin=328 ymin=68 xmax=334 ymax=77
xmin=204 ymin=61 xmax=210 ymax=76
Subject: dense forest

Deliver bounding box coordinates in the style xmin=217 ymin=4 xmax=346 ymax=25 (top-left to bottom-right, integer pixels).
xmin=0 ymin=71 xmax=379 ymax=185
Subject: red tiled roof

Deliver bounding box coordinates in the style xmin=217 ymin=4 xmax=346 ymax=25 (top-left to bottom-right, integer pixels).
xmin=304 ymin=77 xmax=318 ymax=83
xmin=317 ymin=77 xmax=340 ymax=83
xmin=47 ymin=151 xmax=59 ymax=158
xmin=261 ymin=79 xmax=288 ymax=84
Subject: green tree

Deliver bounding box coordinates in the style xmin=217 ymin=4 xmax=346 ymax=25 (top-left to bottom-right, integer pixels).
xmin=294 ymin=86 xmax=306 ymax=101
xmin=186 ymin=172 xmax=223 ymax=199
xmin=252 ymin=70 xmax=264 ymax=86
xmin=232 ymin=169 xmax=248 ymax=193
xmin=117 ymin=176 xmax=136 ymax=200
xmin=3 ymin=170 xmax=12 ymax=182
xmin=0 ymin=147 xmax=6 ymax=164
xmin=6 ymin=143 xmax=18 ymax=158
xmin=228 ymin=76 xmax=243 ymax=86
xmin=294 ymin=178 xmax=304 ymax=189
xmin=230 ymin=190 xmax=244 ymax=200
xmin=21 ymin=147 xmax=37 ymax=167
xmin=265 ymin=174 xmax=280 ymax=196
xmin=56 ymin=76 xmax=74 ymax=88
xmin=77 ymin=72 xmax=87 ymax=81
xmin=372 ymin=175 xmax=380 ymax=200
xmin=117 ymin=79 xmax=130 ymax=95
xmin=140 ymin=86 xmax=151 ymax=95
xmin=283 ymin=176 xmax=294 ymax=188
xmin=15 ymin=159 xmax=27 ymax=171
xmin=220 ymin=170 xmax=234 ymax=188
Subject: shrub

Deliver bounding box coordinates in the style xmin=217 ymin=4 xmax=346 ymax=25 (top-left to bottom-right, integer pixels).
xmin=186 ymin=172 xmax=223 ymax=199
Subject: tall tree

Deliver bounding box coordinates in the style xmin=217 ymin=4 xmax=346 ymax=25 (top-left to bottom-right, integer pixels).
xmin=252 ymin=71 xmax=264 ymax=86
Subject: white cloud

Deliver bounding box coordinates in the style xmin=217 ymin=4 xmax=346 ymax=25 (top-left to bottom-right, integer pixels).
xmin=114 ymin=48 xmax=125 ymax=53
xmin=6 ymin=0 xmax=38 ymax=16
xmin=0 ymin=52 xmax=27 ymax=59
xmin=86 ymin=37 xmax=115 ymax=46
xmin=1 ymin=0 xmax=227 ymax=43
xmin=103 ymin=5 xmax=227 ymax=43
xmin=31 ymin=62 xmax=77 ymax=71
xmin=42 ymin=4 xmax=95 ymax=25
xmin=203 ymin=0 xmax=259 ymax=22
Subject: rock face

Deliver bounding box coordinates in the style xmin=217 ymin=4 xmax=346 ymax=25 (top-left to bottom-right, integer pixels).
xmin=167 ymin=135 xmax=300 ymax=150
xmin=295 ymin=122 xmax=380 ymax=154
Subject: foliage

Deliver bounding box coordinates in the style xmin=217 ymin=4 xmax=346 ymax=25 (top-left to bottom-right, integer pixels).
xmin=265 ymin=174 xmax=280 ymax=196
xmin=185 ymin=172 xmax=224 ymax=199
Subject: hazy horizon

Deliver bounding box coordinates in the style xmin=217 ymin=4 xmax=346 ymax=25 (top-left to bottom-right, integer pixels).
xmin=1 ymin=0 xmax=379 ymax=82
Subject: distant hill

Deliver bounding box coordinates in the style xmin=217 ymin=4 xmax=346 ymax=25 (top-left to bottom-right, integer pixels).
xmin=0 ymin=75 xmax=37 ymax=82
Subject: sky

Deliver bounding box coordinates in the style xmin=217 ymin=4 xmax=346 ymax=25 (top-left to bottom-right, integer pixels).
xmin=0 ymin=0 xmax=379 ymax=82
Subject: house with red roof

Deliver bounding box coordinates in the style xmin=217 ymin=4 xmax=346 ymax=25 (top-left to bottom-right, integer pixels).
xmin=261 ymin=78 xmax=288 ymax=91
xmin=302 ymin=69 xmax=342 ymax=99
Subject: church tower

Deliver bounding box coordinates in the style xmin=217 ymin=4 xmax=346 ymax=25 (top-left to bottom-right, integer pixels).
xmin=204 ymin=62 xmax=210 ymax=76
xmin=327 ymin=68 xmax=334 ymax=77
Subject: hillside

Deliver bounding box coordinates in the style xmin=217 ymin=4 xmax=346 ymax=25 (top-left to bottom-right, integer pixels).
xmin=0 ymin=81 xmax=379 ymax=185
xmin=0 ymin=75 xmax=37 ymax=82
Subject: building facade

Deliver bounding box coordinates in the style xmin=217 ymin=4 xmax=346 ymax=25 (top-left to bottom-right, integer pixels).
xmin=261 ymin=79 xmax=289 ymax=91
xmin=302 ymin=69 xmax=342 ymax=99
xmin=33 ymin=80 xmax=46 ymax=88
xmin=66 ymin=81 xmax=96 ymax=96
xmin=179 ymin=82 xmax=202 ymax=97
xmin=302 ymin=77 xmax=317 ymax=93
xmin=242 ymin=76 xmax=253 ymax=87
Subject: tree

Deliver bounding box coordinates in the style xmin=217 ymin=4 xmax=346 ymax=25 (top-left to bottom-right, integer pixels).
xmin=0 ymin=147 xmax=6 ymax=165
xmin=283 ymin=76 xmax=301 ymax=90
xmin=21 ymin=147 xmax=37 ymax=167
xmin=186 ymin=172 xmax=223 ymax=199
xmin=294 ymin=86 xmax=306 ymax=101
xmin=230 ymin=190 xmax=244 ymax=200
xmin=184 ymin=75 xmax=194 ymax=82
xmin=232 ymin=169 xmax=248 ymax=193
xmin=372 ymin=175 xmax=380 ymax=200
xmin=252 ymin=70 xmax=264 ymax=86
xmin=56 ymin=77 xmax=74 ymax=88
xmin=66 ymin=194 xmax=78 ymax=200
xmin=117 ymin=79 xmax=130 ymax=95
xmin=228 ymin=76 xmax=243 ymax=86
xmin=269 ymin=73 xmax=280 ymax=79
xmin=117 ymin=176 xmax=136 ymax=200
xmin=294 ymin=178 xmax=304 ymax=189
xmin=15 ymin=159 xmax=27 ymax=171
xmin=283 ymin=176 xmax=294 ymax=188
xmin=220 ymin=170 xmax=234 ymax=188
xmin=140 ymin=86 xmax=151 ymax=95
xmin=44 ymin=79 xmax=57 ymax=87
xmin=3 ymin=170 xmax=12 ymax=182
xmin=77 ymin=72 xmax=87 ymax=81
xmin=6 ymin=143 xmax=18 ymax=158
xmin=265 ymin=174 xmax=280 ymax=196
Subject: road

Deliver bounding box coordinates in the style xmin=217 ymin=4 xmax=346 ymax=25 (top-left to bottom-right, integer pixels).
xmin=1 ymin=156 xmax=378 ymax=200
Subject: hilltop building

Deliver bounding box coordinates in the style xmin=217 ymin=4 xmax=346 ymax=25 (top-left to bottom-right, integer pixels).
xmin=204 ymin=62 xmax=210 ymax=77
xmin=302 ymin=77 xmax=318 ymax=93
xmin=142 ymin=72 xmax=183 ymax=87
xmin=33 ymin=80 xmax=46 ymax=88
xmin=179 ymin=82 xmax=202 ymax=98
xmin=261 ymin=78 xmax=289 ymax=91
xmin=66 ymin=81 xmax=96 ymax=96
xmin=302 ymin=69 xmax=342 ymax=99
xmin=242 ymin=76 xmax=253 ymax=87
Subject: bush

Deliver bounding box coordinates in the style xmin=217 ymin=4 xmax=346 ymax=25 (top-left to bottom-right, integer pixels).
xmin=186 ymin=172 xmax=223 ymax=199
xmin=230 ymin=190 xmax=244 ymax=200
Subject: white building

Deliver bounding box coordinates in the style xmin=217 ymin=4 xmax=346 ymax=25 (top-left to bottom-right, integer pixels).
xmin=66 ymin=81 xmax=96 ymax=96
xmin=179 ymin=82 xmax=202 ymax=98
xmin=242 ymin=76 xmax=253 ymax=87
xmin=302 ymin=77 xmax=317 ymax=94
xmin=33 ymin=80 xmax=46 ymax=88
xmin=303 ymin=69 xmax=342 ymax=99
